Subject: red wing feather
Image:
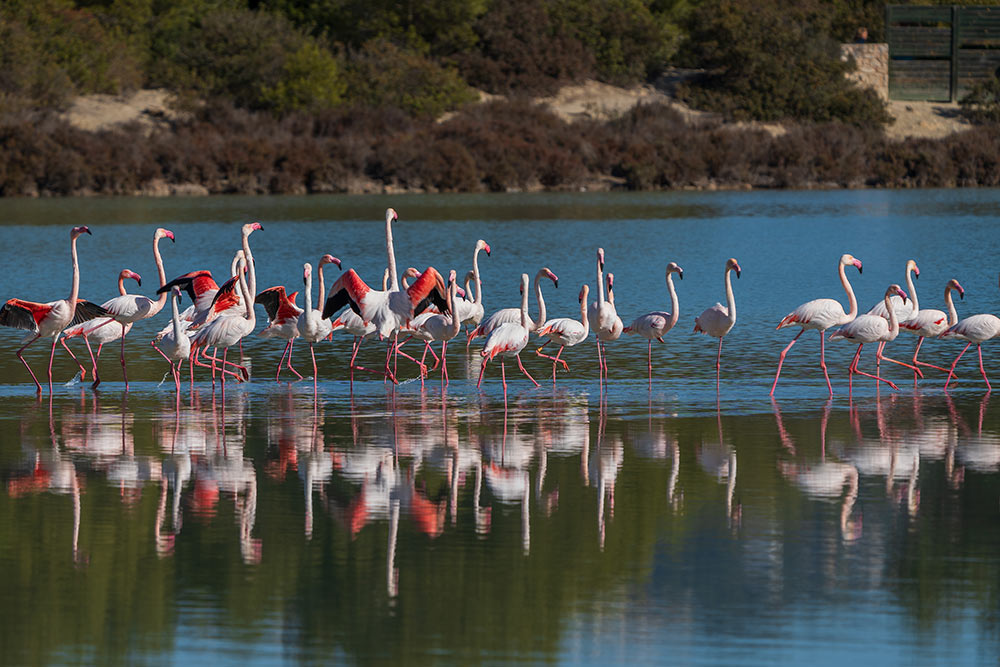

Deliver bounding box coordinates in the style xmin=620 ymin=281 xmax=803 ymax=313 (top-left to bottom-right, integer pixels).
xmin=210 ymin=275 xmax=242 ymax=314
xmin=322 ymin=270 xmax=369 ymax=320
xmin=157 ymin=270 xmax=218 ymax=303
xmin=0 ymin=299 xmax=50 ymax=331
xmin=70 ymin=299 xmax=113 ymax=326
xmin=408 ymin=267 xmax=449 ymax=316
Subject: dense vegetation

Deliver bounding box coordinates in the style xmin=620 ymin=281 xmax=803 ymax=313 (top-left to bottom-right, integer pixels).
xmin=0 ymin=0 xmax=996 ymax=196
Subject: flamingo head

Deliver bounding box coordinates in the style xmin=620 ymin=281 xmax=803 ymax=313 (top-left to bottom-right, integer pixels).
xmin=448 ymin=269 xmax=457 ymax=284
xmin=597 ymin=247 xmax=605 ymax=271
xmin=71 ymin=226 xmax=91 ymax=239
xmin=122 ymin=269 xmax=142 ymax=287
xmin=303 ymin=262 xmax=312 ymax=283
xmin=578 ymin=284 xmax=589 ymax=303
xmin=477 ymin=239 xmax=491 ymax=256
xmin=841 ymin=254 xmax=862 ymax=274
xmin=949 ymin=279 xmax=964 ymax=299
xmin=242 ymin=222 xmax=263 ymax=236
xmin=907 ymin=259 xmax=919 ymax=279
xmin=888 ymin=284 xmax=907 ymax=303
xmin=171 ymin=285 xmax=183 ymax=300
xmin=463 ymin=270 xmax=476 ymax=287
xmin=386 ymin=208 xmax=398 ymax=223
xmin=156 ymin=228 xmax=175 ymax=242
xmin=403 ymin=267 xmax=421 ymax=281
xmin=726 ymin=258 xmax=741 ymax=279
xmin=319 ymin=254 xmax=342 ymax=270
xmin=520 ymin=273 xmax=530 ymax=295
xmin=606 ymin=272 xmax=615 ymax=292
xmin=666 ymin=261 xmax=684 ymax=280
xmin=541 ymin=267 xmax=558 ymax=288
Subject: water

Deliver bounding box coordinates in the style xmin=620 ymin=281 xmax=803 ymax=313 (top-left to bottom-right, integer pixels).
xmin=0 ymin=190 xmax=999 ymax=664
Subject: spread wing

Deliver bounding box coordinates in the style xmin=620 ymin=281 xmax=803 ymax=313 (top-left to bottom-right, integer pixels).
xmin=70 ymin=299 xmax=113 ymax=326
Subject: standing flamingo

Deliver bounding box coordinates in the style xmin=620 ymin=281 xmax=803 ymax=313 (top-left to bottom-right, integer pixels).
xmin=322 ymin=209 xmax=448 ymax=384
xmin=624 ymin=262 xmax=683 ymax=382
xmin=456 ymin=240 xmax=489 ymax=345
xmin=588 ymin=249 xmax=621 ymax=380
xmin=298 ymin=256 xmax=342 ymax=386
xmin=535 ymin=284 xmax=590 ymax=382
xmin=330 ymin=268 xmax=389 ymax=378
xmin=898 ymin=279 xmax=964 ymax=375
xmin=771 ymin=254 xmax=863 ymax=397
xmin=829 ymin=284 xmax=910 ymax=391
xmin=60 ymin=269 xmax=139 ymax=385
xmin=470 ymin=267 xmax=558 ymax=340
xmin=256 ymin=285 xmax=303 ymax=382
xmin=478 ymin=273 xmax=540 ymax=400
xmin=415 ymin=270 xmax=464 ymax=386
xmin=694 ymin=258 xmax=741 ymax=390
xmin=942 ymin=274 xmax=1000 ymax=391
xmin=0 ymin=226 xmax=108 ymax=394
xmin=189 ymin=254 xmax=255 ymax=386
xmin=868 ymin=259 xmax=919 ymax=322
xmin=158 ymin=286 xmax=191 ymax=393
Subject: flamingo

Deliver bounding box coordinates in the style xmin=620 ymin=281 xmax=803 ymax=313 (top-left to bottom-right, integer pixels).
xmin=59 ymin=269 xmax=139 ymax=385
xmin=322 ymin=209 xmax=449 ymax=384
xmin=470 ymin=267 xmax=558 ymax=341
xmin=158 ymin=286 xmax=191 ymax=393
xmin=897 ymin=279 xmax=964 ymax=375
xmin=478 ymin=273 xmax=540 ymax=400
xmin=694 ymin=258 xmax=741 ymax=390
xmin=770 ymin=254 xmax=864 ymax=397
xmin=588 ymin=249 xmax=621 ymax=380
xmin=624 ymin=262 xmax=683 ymax=382
xmin=0 ymin=226 xmax=108 ymax=394
xmin=535 ymin=284 xmax=590 ymax=382
xmin=256 ymin=285 xmax=303 ymax=382
xmin=457 ymin=240 xmax=490 ymax=345
xmin=829 ymin=284 xmax=911 ymax=391
xmin=297 ymin=255 xmax=342 ymax=385
xmin=868 ymin=259 xmax=919 ymax=322
xmin=189 ymin=253 xmax=255 ymax=386
xmin=414 ymin=270 xmax=463 ymax=385
xmin=330 ymin=268 xmax=388 ymax=378
xmin=942 ymin=274 xmax=1000 ymax=391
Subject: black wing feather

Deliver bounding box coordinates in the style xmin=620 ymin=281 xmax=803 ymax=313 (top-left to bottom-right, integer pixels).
xmin=70 ymin=300 xmax=113 ymax=326
xmin=157 ymin=273 xmax=205 ymax=303
xmin=255 ymin=288 xmax=282 ymax=321
xmin=0 ymin=303 xmax=38 ymax=332
xmin=322 ymin=288 xmax=361 ymax=320
xmin=414 ymin=288 xmax=450 ymax=317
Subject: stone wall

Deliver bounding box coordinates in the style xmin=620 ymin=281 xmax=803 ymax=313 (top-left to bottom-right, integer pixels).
xmin=841 ymin=43 xmax=889 ymax=101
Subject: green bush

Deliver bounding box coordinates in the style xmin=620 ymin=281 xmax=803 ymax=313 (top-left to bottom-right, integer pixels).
xmin=960 ymin=74 xmax=1000 ymax=124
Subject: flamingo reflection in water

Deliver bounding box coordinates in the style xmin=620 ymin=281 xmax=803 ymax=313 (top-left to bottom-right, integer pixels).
xmin=631 ymin=398 xmax=682 ymax=513
xmin=774 ymin=399 xmax=862 ymax=542
xmin=590 ymin=393 xmax=623 ymax=550
xmin=696 ymin=403 xmax=741 ymax=529
xmin=948 ymin=392 xmax=1000 ymax=475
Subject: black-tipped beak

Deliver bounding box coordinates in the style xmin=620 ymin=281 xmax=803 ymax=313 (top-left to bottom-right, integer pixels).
xmin=85 ymin=228 xmax=92 ymax=235
xmin=914 ymin=273 xmax=919 ymax=280
xmin=136 ymin=277 xmax=142 ymax=287
xmin=678 ymin=271 xmax=684 ymax=280
xmin=960 ymin=292 xmax=965 ymax=300
xmin=735 ymin=269 xmax=741 ymax=279
xmin=858 ymin=266 xmax=863 ymax=275
xmin=554 ymin=279 xmax=559 ymax=288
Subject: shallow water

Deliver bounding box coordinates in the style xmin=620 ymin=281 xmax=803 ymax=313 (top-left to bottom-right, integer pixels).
xmin=0 ymin=190 xmax=999 ymax=664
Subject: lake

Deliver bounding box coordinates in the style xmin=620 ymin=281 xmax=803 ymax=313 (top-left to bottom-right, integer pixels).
xmin=0 ymin=190 xmax=998 ymax=664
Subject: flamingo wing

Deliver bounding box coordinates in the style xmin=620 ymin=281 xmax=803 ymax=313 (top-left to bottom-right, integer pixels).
xmin=0 ymin=299 xmax=51 ymax=331
xmin=157 ymin=270 xmax=218 ymax=303
xmin=777 ymin=298 xmax=847 ymax=330
xmin=408 ymin=267 xmax=449 ymax=316
xmin=322 ymin=269 xmax=369 ymax=320
xmin=255 ymin=286 xmax=288 ymax=322
xmin=830 ymin=314 xmax=886 ymax=342
xmin=70 ymin=299 xmax=113 ymax=326
xmin=899 ymin=308 xmax=947 ymax=336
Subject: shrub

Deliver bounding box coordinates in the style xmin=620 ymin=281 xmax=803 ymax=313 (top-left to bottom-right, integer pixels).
xmin=959 ymin=74 xmax=1000 ymax=124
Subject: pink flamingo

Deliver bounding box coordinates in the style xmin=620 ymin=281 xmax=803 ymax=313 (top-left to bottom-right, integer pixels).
xmin=60 ymin=269 xmax=139 ymax=385
xmin=456 ymin=240 xmax=490 ymax=345
xmin=330 ymin=268 xmax=388 ymax=378
xmin=478 ymin=273 xmax=540 ymax=400
xmin=588 ymin=248 xmax=621 ymax=380
xmin=867 ymin=259 xmax=919 ymax=322
xmin=694 ymin=258 xmax=741 ymax=390
xmin=829 ymin=284 xmax=910 ymax=391
xmin=322 ymin=209 xmax=449 ymax=384
xmin=470 ymin=267 xmax=558 ymax=340
xmin=414 ymin=270 xmax=464 ymax=386
xmin=898 ymin=278 xmax=964 ymax=375
xmin=942 ymin=274 xmax=1000 ymax=391
xmin=189 ymin=253 xmax=255 ymax=386
xmin=771 ymin=254 xmax=863 ymax=397
xmin=535 ymin=284 xmax=590 ymax=382
xmin=624 ymin=262 xmax=683 ymax=382
xmin=0 ymin=226 xmax=108 ymax=394
xmin=158 ymin=286 xmax=191 ymax=393
xmin=256 ymin=285 xmax=303 ymax=382
xmin=297 ymin=255 xmax=342 ymax=385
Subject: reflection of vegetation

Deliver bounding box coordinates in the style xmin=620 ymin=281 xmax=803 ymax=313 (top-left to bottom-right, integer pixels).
xmin=1 ymin=393 xmax=999 ymax=662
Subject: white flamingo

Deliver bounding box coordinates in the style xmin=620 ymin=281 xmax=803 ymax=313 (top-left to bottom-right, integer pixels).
xmin=329 ymin=268 xmax=388 ymax=377
xmin=588 ymin=248 xmax=620 ymax=379
xmin=189 ymin=253 xmax=255 ymax=386
xmin=535 ymin=284 xmax=590 ymax=382
xmin=471 ymin=267 xmax=558 ymax=340
xmin=624 ymin=262 xmax=683 ymax=381
xmin=868 ymin=259 xmax=919 ymax=322
xmin=60 ymin=269 xmax=138 ymax=383
xmin=297 ymin=255 xmax=342 ymax=385
xmin=478 ymin=273 xmax=540 ymax=400
xmin=898 ymin=278 xmax=964 ymax=375
xmin=158 ymin=286 xmax=191 ymax=393
xmin=457 ymin=240 xmax=490 ymax=345
xmin=256 ymin=285 xmax=303 ymax=382
xmin=942 ymin=274 xmax=1000 ymax=391
xmin=771 ymin=254 xmax=863 ymax=397
xmin=415 ymin=270 xmax=463 ymax=385
xmin=694 ymin=258 xmax=741 ymax=390
xmin=830 ymin=284 xmax=911 ymax=391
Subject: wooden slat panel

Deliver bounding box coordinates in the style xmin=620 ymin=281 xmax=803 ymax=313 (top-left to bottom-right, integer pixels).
xmin=887 ymin=6 xmax=952 ymax=24
xmin=957 ymin=50 xmax=1000 ymax=79
xmin=888 ymin=26 xmax=952 ymax=57
xmin=889 ymin=59 xmax=952 ymax=101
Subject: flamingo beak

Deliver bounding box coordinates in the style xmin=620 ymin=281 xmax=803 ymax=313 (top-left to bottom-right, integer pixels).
xmin=854 ymin=259 xmax=863 ymax=274
xmin=331 ymin=257 xmax=342 ymax=270
xmin=959 ymin=289 xmax=965 ymax=300
xmin=165 ymin=230 xmax=175 ymax=241
xmin=735 ymin=267 xmax=741 ymax=279
xmin=484 ymin=243 xmax=491 ymax=256
xmin=678 ymin=270 xmax=684 ymax=280
xmin=253 ymin=222 xmax=263 ymax=231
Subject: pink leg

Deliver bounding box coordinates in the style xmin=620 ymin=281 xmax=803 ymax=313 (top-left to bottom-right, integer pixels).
xmin=977 ymin=343 xmax=992 ymax=391
xmin=151 ymin=340 xmax=172 ymax=365
xmin=819 ymin=331 xmax=832 ymax=397
xmin=715 ymin=337 xmax=723 ymax=392
xmin=221 ymin=348 xmax=228 ymax=395
xmin=770 ymin=329 xmax=803 ymax=396
xmin=536 ymin=341 xmax=569 ymax=375
xmin=501 ymin=359 xmax=508 ymax=402
xmin=441 ymin=341 xmax=449 ymax=386
xmin=515 ymin=353 xmax=539 ymax=387
xmin=172 ymin=361 xmax=181 ymax=393
xmin=912 ymin=336 xmax=953 ymax=374
xmin=47 ymin=336 xmax=59 ymax=394
xmin=596 ymin=338 xmax=604 ymax=380
xmin=880 ymin=340 xmax=923 ymax=378
xmin=61 ymin=338 xmax=88 ymax=380
xmin=648 ymin=340 xmax=653 ymax=382
xmin=86 ymin=336 xmax=101 ymax=388
xmin=286 ymin=338 xmax=303 ymax=380
xmin=945 ymin=342 xmax=972 ymax=390
xmin=15 ymin=334 xmax=42 ymax=392
xmin=310 ymin=343 xmax=318 ymax=388
xmin=276 ymin=340 xmax=290 ymax=382
xmin=195 ymin=348 xmax=245 ymax=381
xmin=119 ymin=323 xmax=129 ymax=391
xmin=854 ymin=343 xmax=899 ymax=390
xmin=848 ymin=343 xmax=863 ymax=395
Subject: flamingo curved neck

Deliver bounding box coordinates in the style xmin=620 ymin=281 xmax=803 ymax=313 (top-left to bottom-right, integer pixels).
xmin=945 ymin=285 xmax=958 ymax=326
xmin=242 ymin=231 xmax=257 ymax=297
xmin=579 ymin=288 xmax=590 ymax=338
xmin=448 ymin=282 xmax=461 ymax=337
xmin=69 ymin=234 xmax=81 ymax=311
xmin=118 ymin=275 xmax=127 ymax=296
xmin=304 ymin=271 xmax=314 ymax=317
xmin=840 ymin=261 xmax=858 ymax=321
xmin=238 ymin=265 xmax=254 ymax=323
xmin=596 ymin=257 xmax=605 ymax=306
xmin=316 ymin=264 xmax=325 ymax=311
xmin=520 ymin=280 xmax=530 ymax=330
xmin=723 ymin=268 xmax=736 ymax=324
xmin=473 ymin=246 xmax=484 ymax=304
xmin=534 ymin=272 xmax=547 ymax=328
xmin=153 ymin=234 xmax=168 ymax=312
xmin=905 ymin=266 xmax=919 ymax=313
xmin=884 ymin=292 xmax=899 ymax=337
xmin=386 ymin=215 xmax=398 ymax=292
xmin=171 ymin=293 xmax=183 ymax=339
xmin=667 ymin=273 xmax=680 ymax=330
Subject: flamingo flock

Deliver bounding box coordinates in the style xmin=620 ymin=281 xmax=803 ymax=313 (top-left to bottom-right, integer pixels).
xmin=2 ymin=212 xmax=999 ymax=398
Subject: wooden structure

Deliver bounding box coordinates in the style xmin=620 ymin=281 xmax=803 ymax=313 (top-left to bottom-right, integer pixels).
xmin=887 ymin=5 xmax=1000 ymax=101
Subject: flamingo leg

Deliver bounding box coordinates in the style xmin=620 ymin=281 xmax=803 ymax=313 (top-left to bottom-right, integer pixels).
xmin=819 ymin=330 xmax=832 ymax=397
xmin=86 ymin=336 xmax=101 ymax=388
xmin=848 ymin=343 xmax=863 ymax=395
xmin=880 ymin=349 xmax=923 ymax=377
xmin=911 ymin=337 xmax=953 ymax=375
xmin=536 ymin=341 xmax=569 ymax=373
xmin=120 ymin=323 xmax=129 ymax=391
xmin=501 ymin=359 xmax=508 ymax=402
xmin=276 ymin=340 xmax=290 ymax=382
xmin=195 ymin=348 xmax=245 ymax=381
xmin=515 ymin=353 xmax=539 ymax=388
xmin=221 ymin=347 xmax=228 ymax=395
xmin=310 ymin=343 xmax=318 ymax=387
xmin=715 ymin=337 xmax=723 ymax=391
xmin=770 ymin=329 xmax=803 ymax=397
xmin=15 ymin=334 xmax=42 ymax=392
xmin=61 ymin=338 xmax=88 ymax=380
xmin=151 ymin=340 xmax=172 ymax=365
xmin=853 ymin=342 xmax=899 ymax=390
xmin=47 ymin=335 xmax=59 ymax=394
xmin=978 ymin=343 xmax=991 ymax=391
xmin=596 ymin=338 xmax=604 ymax=381
xmin=441 ymin=341 xmax=449 ymax=386
xmin=286 ymin=338 xmax=303 ymax=380
xmin=945 ymin=341 xmax=972 ymax=390
xmin=648 ymin=340 xmax=653 ymax=382
xmin=172 ymin=361 xmax=181 ymax=393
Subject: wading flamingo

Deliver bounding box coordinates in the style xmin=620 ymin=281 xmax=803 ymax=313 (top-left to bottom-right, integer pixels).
xmin=158 ymin=286 xmax=191 ymax=393
xmin=415 ymin=270 xmax=464 ymax=386
xmin=478 ymin=273 xmax=540 ymax=400
xmin=330 ymin=268 xmax=388 ymax=379
xmin=0 ymin=226 xmax=108 ymax=394
xmin=830 ymin=284 xmax=910 ymax=392
xmin=297 ymin=256 xmax=342 ymax=386
xmin=694 ymin=258 xmax=741 ymax=390
xmin=256 ymin=285 xmax=303 ymax=382
xmin=868 ymin=259 xmax=919 ymax=322
xmin=471 ymin=267 xmax=557 ymax=341
xmin=60 ymin=269 xmax=139 ymax=385
xmin=536 ymin=284 xmax=590 ymax=382
xmin=624 ymin=262 xmax=683 ymax=382
xmin=898 ymin=279 xmax=964 ymax=375
xmin=942 ymin=274 xmax=1000 ymax=391
xmin=189 ymin=253 xmax=255 ymax=387
xmin=771 ymin=254 xmax=863 ymax=397
xmin=457 ymin=240 xmax=490 ymax=345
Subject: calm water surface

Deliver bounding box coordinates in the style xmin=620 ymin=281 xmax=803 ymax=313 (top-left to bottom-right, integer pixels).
xmin=0 ymin=190 xmax=999 ymax=664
